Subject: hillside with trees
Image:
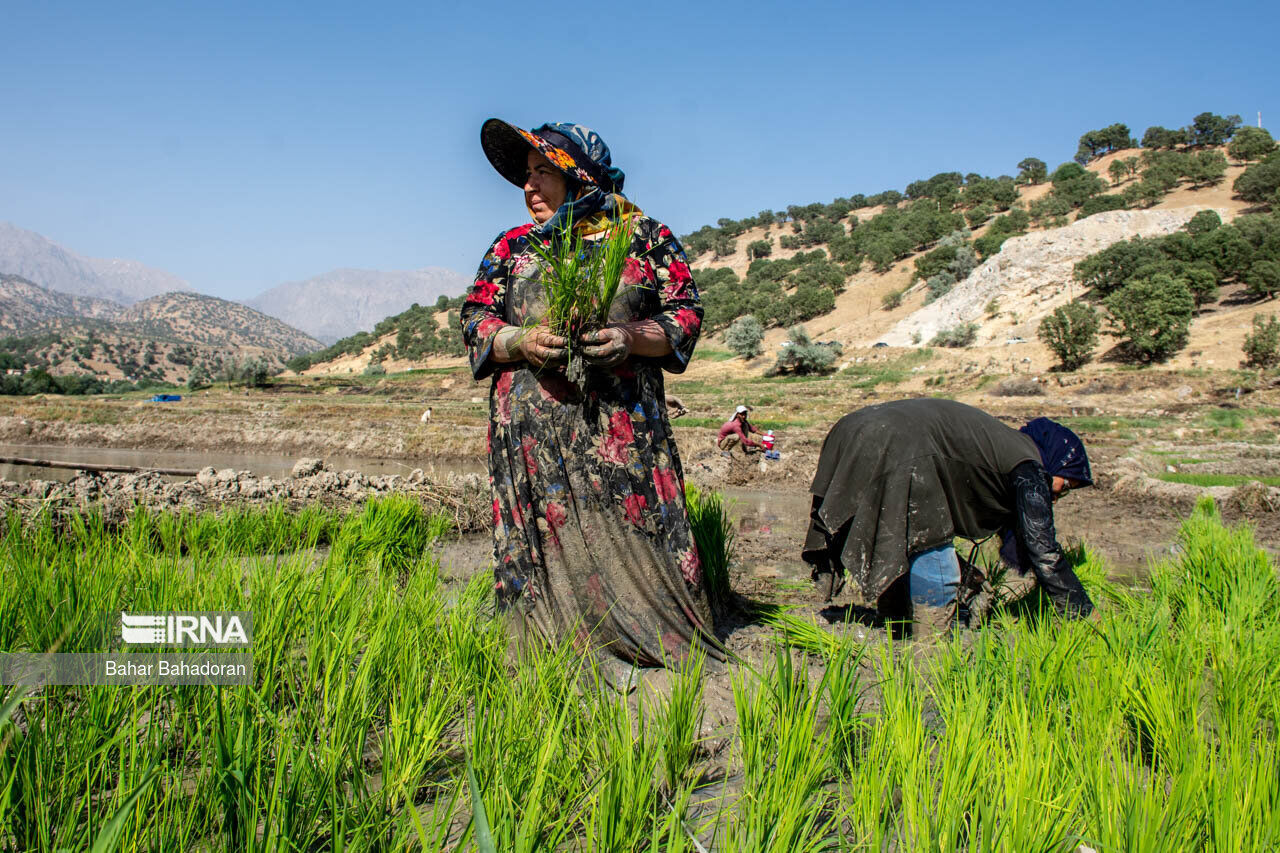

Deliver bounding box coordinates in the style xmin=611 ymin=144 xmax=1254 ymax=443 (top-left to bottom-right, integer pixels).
xmin=0 ymin=276 xmax=324 ymax=392
xmin=678 ymin=110 xmax=1275 ymax=375
xmin=281 ymin=110 xmax=1279 ymax=379
xmin=286 ymin=295 xmax=467 ymax=375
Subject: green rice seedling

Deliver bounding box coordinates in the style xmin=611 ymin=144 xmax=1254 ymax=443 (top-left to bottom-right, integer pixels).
xmin=727 ymin=644 xmax=840 ymax=852
xmin=466 ymin=754 xmax=498 ymax=853
xmin=328 ymin=494 xmax=445 ymax=576
xmin=819 ymin=640 xmax=869 ymax=772
xmin=581 ymin=691 xmax=666 ymax=850
xmin=1158 ymin=471 xmax=1280 ymax=488
xmin=460 ymin=633 xmax=591 ymax=851
xmin=913 ymin=640 xmax=1001 ymax=850
xmin=684 ymin=484 xmax=735 ymax=612
xmin=8 ymin=495 xmax=1280 ymax=849
xmin=1152 ymin=497 xmax=1279 ymax=630
xmin=523 ymin=212 xmax=638 ymax=379
xmin=652 ymin=642 xmax=707 ymax=796
xmin=759 ymin=607 xmax=843 ymax=658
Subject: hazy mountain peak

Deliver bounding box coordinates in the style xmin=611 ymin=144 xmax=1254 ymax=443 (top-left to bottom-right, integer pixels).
xmin=0 ymin=221 xmax=191 ymax=305
xmin=245 ymin=266 xmax=470 ymax=344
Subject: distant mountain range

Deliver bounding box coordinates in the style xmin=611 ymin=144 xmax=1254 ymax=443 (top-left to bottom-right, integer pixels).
xmin=1 ymin=273 xmax=321 ymax=353
xmin=247 ymin=267 xmax=469 ymax=344
xmin=0 ymin=274 xmax=124 ymax=333
xmin=0 ymin=222 xmax=192 ymax=305
xmin=0 ymin=222 xmax=471 ymax=345
xmin=0 ymin=273 xmax=323 ymax=383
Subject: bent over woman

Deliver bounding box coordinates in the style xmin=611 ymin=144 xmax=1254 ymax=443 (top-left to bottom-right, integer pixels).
xmin=803 ymin=398 xmax=1094 ymax=635
xmin=460 ymin=119 xmax=720 ymax=687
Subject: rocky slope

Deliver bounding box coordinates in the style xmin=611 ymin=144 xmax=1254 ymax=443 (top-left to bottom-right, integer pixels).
xmin=878 ymin=207 xmax=1225 ymax=346
xmin=685 ymin=147 xmax=1256 ymax=372
xmin=246 ymin=267 xmax=470 ymax=344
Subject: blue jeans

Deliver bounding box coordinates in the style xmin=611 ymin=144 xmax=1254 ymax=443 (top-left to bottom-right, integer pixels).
xmin=909 ymin=544 xmax=961 ymax=608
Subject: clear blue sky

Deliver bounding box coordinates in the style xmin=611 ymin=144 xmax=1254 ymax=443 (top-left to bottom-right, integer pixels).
xmin=3 ymin=0 xmax=1275 ymax=301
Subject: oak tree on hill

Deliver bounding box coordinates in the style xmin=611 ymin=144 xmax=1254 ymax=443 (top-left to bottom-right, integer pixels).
xmin=1108 ymin=160 xmax=1129 ymax=186
xmin=1188 ymin=112 xmax=1242 ymax=148
xmin=1233 ymin=158 xmax=1280 ymax=204
xmin=1076 ymin=123 xmax=1134 ymax=163
xmin=1017 ymin=157 xmax=1047 ymax=185
xmin=1249 ymin=260 xmax=1280 ymax=299
xmin=1141 ymin=126 xmax=1188 ymax=150
xmin=1038 ymin=302 xmax=1100 ymax=370
xmin=1228 ymin=127 xmax=1277 ymax=163
xmin=1243 ymin=314 xmax=1280 ymax=367
xmin=1104 ymin=273 xmax=1195 ymax=361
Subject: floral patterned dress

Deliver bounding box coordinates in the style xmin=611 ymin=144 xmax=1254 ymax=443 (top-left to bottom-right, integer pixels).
xmin=460 ymin=215 xmax=719 ymax=667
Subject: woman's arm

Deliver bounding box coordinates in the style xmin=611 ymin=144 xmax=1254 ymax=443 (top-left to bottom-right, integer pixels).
xmin=642 ymin=222 xmax=703 ymax=372
xmin=1009 ymin=460 xmax=1094 ymax=617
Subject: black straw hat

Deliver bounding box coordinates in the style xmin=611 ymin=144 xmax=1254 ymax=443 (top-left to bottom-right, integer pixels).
xmin=480 ymin=118 xmax=618 ymax=192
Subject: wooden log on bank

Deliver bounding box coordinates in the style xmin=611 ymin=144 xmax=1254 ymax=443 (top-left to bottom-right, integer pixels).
xmin=0 ymin=456 xmax=200 ymax=477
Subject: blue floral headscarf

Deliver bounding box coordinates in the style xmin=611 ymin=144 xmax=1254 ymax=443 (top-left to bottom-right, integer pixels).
xmin=480 ymin=118 xmax=633 ymax=240
xmin=1020 ymin=417 xmax=1092 ymax=485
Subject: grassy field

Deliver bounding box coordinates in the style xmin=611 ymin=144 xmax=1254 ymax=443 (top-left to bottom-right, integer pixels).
xmin=2 ymin=495 xmax=1279 ymax=850
xmin=1158 ymin=472 xmax=1280 ymax=488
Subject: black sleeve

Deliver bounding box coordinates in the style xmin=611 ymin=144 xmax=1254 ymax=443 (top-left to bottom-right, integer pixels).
xmin=1009 ymin=460 xmax=1094 ymax=618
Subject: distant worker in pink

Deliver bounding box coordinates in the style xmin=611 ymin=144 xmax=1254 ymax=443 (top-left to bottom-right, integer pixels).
xmin=716 ymin=405 xmax=763 ymax=455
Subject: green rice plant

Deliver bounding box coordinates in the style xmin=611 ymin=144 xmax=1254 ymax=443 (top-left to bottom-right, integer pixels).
xmin=758 ymin=607 xmax=842 ymax=657
xmin=523 ymin=212 xmax=638 ymax=379
xmin=684 ymin=484 xmax=735 ymax=612
xmin=727 ymin=645 xmax=840 ymax=851
xmin=6 ymin=495 xmax=1280 ymax=849
xmin=651 ymin=642 xmax=706 ymax=796
xmin=1158 ymin=471 xmax=1280 ymax=488
xmin=1151 ymin=497 xmax=1279 ymax=628
xmin=328 ymin=494 xmax=449 ymax=576
xmin=581 ymin=693 xmax=665 ymax=849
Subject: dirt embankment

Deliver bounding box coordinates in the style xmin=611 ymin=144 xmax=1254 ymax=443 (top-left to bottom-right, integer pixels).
xmin=0 ymin=458 xmax=490 ymax=532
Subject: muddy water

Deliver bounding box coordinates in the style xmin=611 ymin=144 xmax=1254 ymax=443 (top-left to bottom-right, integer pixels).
xmin=0 ymin=443 xmax=486 ymax=483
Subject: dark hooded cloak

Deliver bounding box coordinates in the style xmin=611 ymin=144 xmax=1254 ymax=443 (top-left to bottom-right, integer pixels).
xmin=803 ymin=399 xmax=1042 ymax=606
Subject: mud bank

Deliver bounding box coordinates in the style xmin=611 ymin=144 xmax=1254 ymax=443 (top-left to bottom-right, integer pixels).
xmin=0 ymin=458 xmax=490 ymax=532
xmin=0 ymin=412 xmax=487 ymax=463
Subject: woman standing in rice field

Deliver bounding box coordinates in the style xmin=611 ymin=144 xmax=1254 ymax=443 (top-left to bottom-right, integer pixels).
xmin=460 ymin=119 xmax=720 ymax=691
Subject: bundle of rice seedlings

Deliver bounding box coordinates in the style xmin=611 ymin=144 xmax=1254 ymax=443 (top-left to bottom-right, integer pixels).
xmin=524 ymin=211 xmax=638 ymax=382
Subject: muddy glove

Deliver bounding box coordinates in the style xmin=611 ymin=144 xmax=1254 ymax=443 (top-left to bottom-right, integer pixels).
xmin=579 ymin=327 xmax=632 ymax=367
xmin=1010 ymin=461 xmax=1094 ymax=618
xmin=496 ymin=326 xmax=567 ymax=368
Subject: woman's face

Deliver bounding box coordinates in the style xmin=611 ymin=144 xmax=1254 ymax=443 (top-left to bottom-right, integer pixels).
xmin=1051 ymin=476 xmax=1084 ymax=500
xmin=524 ymin=149 xmax=568 ymax=223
